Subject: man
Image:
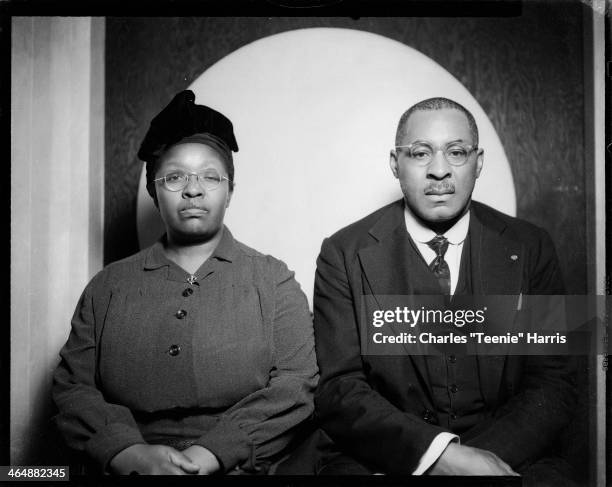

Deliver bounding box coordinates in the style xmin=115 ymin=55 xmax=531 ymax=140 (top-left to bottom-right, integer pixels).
xmin=313 ymin=98 xmax=577 ymax=484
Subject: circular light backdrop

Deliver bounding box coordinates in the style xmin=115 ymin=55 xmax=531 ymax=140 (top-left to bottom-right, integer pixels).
xmin=137 ymin=28 xmax=516 ymax=308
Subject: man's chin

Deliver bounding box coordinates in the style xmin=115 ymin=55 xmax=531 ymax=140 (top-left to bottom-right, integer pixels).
xmin=420 ymin=209 xmax=460 ymax=223
xmin=410 ymin=205 xmax=469 ymax=233
xmin=422 ymin=199 xmax=471 ymax=223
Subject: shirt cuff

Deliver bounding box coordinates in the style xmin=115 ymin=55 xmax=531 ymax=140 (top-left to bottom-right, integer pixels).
xmin=194 ymin=418 xmax=251 ymax=472
xmin=85 ymin=423 xmax=146 ymax=472
xmin=412 ymin=432 xmax=459 ymax=475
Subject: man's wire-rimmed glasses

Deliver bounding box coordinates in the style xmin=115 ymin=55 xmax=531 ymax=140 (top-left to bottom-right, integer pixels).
xmin=395 ymin=142 xmax=478 ymax=167
xmin=154 ymin=167 xmax=230 ymax=192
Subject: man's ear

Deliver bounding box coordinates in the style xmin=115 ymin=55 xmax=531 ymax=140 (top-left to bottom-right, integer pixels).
xmin=389 ymin=150 xmax=400 ymax=179
xmin=226 ymin=190 xmax=233 ymax=208
xmin=475 ymin=149 xmax=484 ymax=178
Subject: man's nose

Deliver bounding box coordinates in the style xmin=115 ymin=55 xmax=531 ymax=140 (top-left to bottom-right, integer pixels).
xmin=183 ymin=174 xmax=205 ymax=196
xmin=427 ymin=149 xmax=451 ymax=179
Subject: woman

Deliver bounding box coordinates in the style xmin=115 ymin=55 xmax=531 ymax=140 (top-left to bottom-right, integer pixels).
xmin=52 ymin=90 xmax=319 ymax=475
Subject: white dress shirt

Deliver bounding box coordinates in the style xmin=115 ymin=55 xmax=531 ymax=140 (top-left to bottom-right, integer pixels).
xmin=403 ymin=203 xmax=470 ymax=474
xmin=403 ymin=204 xmax=470 ymax=296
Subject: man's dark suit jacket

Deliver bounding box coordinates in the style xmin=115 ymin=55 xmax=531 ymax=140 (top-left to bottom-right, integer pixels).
xmin=313 ymin=199 xmax=576 ymax=474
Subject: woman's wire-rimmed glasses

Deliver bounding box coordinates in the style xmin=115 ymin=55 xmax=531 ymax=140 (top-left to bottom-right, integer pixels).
xmin=154 ymin=168 xmax=230 ymax=192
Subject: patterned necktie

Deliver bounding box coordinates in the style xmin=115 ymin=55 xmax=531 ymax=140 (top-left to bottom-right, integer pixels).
xmin=426 ymin=235 xmax=451 ymax=295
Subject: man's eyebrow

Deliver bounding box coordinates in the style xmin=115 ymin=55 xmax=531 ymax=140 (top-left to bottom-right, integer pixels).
xmin=399 ymin=139 xmax=432 ymax=146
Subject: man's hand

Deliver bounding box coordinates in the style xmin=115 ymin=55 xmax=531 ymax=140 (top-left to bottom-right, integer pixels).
xmin=428 ymin=443 xmax=519 ymax=476
xmin=181 ymin=445 xmax=221 ymax=475
xmin=109 ymin=444 xmax=200 ymax=475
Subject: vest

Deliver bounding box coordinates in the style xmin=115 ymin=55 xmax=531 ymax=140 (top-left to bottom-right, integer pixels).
xmin=406 ymin=232 xmax=487 ymax=435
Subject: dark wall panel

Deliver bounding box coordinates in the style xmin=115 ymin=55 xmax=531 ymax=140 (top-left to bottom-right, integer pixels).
xmin=104 ymin=4 xmax=591 ymax=480
xmin=105 ymin=6 xmax=586 ymax=296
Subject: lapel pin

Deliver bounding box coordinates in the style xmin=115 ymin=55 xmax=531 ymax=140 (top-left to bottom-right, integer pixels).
xmin=510 ymin=254 xmax=518 ymax=261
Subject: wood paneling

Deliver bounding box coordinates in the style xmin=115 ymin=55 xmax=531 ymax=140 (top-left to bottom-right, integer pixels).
xmin=105 ymin=6 xmax=590 ymax=479
xmin=105 ymin=6 xmax=586 ymax=296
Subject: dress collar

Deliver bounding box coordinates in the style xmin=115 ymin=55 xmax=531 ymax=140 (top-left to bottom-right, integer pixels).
xmin=143 ymin=225 xmax=237 ymax=270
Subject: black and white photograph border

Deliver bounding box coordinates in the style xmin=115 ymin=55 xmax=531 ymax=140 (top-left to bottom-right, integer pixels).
xmin=5 ymin=0 xmax=609 ymax=485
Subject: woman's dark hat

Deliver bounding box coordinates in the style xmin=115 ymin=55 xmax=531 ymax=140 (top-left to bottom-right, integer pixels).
xmin=139 ymin=90 xmax=238 ymax=201
xmin=137 ymin=90 xmax=239 ymax=164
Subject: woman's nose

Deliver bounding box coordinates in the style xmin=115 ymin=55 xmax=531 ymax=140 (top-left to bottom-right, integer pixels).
xmin=183 ymin=174 xmax=205 ymax=196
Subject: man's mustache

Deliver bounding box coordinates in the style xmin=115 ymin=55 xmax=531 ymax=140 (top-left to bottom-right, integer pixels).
xmin=425 ymin=181 xmax=455 ymax=195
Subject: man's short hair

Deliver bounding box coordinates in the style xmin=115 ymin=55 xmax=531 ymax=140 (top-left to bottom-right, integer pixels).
xmin=395 ymin=97 xmax=479 ymax=147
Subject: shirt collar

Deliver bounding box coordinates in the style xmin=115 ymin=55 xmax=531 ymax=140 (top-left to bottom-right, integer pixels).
xmin=144 ymin=225 xmax=237 ymax=270
xmin=403 ymin=202 xmax=470 ymax=245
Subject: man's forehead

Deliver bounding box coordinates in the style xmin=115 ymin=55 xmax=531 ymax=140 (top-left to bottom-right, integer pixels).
xmin=401 ymin=108 xmax=473 ymax=142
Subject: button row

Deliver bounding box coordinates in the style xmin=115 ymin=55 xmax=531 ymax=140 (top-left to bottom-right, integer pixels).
xmin=424 ymin=409 xmax=460 ymax=422
xmin=167 ymin=287 xmax=192 ymax=357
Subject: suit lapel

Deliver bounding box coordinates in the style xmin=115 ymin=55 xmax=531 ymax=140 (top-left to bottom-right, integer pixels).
xmin=357 ymin=201 xmax=433 ymax=399
xmin=470 ymin=204 xmax=524 ymax=406
xmin=359 ymin=226 xmax=414 ymax=298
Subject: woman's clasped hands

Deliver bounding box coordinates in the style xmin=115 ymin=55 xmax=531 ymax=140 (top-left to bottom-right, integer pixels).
xmin=109 ymin=443 xmax=221 ymax=475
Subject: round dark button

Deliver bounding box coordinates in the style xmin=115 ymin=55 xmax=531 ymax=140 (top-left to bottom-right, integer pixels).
xmin=182 ymin=288 xmax=194 ymax=297
xmin=168 ymin=344 xmax=181 ymax=356
xmin=422 ymin=409 xmax=433 ymax=422
xmin=450 ymin=384 xmax=458 ymax=393
xmin=175 ymin=309 xmax=187 ymax=319
xmin=448 ymin=355 xmax=457 ymax=363
xmin=450 ymin=413 xmax=458 ymax=420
